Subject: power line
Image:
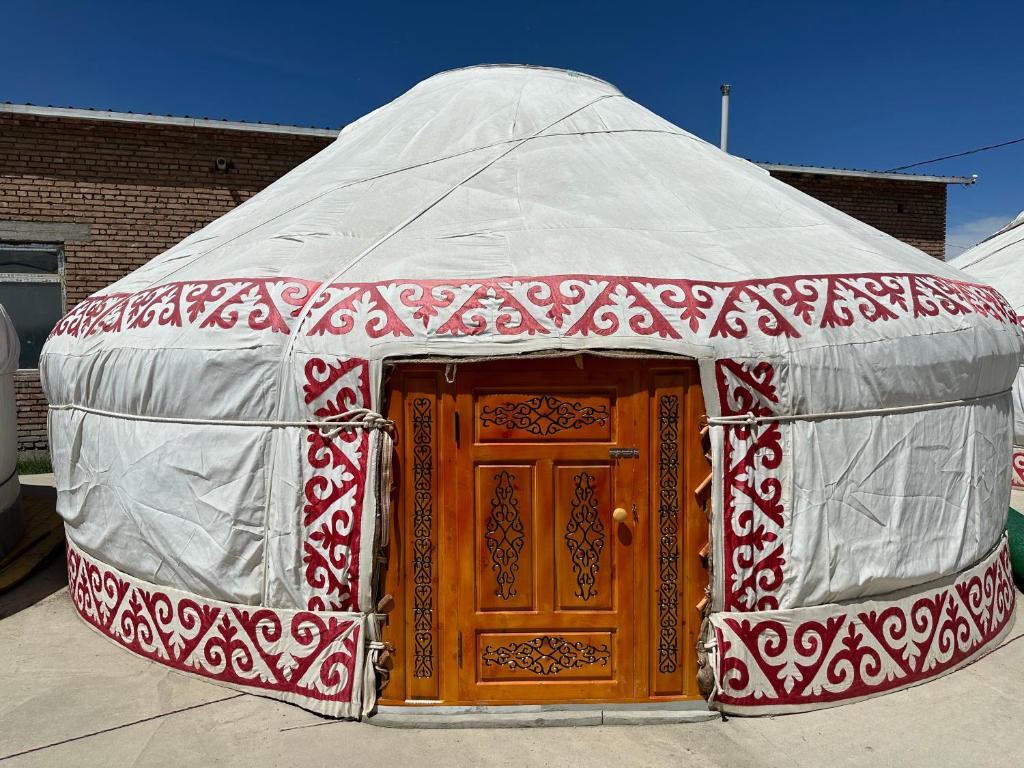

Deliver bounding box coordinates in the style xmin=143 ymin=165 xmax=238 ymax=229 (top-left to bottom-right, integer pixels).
xmin=886 ymin=134 xmax=1024 ymax=172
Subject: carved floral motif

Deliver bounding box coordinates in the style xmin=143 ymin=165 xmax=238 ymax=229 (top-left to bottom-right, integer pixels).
xmin=564 ymin=471 xmax=605 ymax=601
xmin=411 ymin=397 xmax=435 ymax=678
xmin=485 ymin=471 xmax=526 ymax=600
xmin=480 ymin=395 xmax=609 ymax=436
xmin=657 ymin=395 xmax=681 ymax=674
xmin=482 ymin=635 xmax=611 ymax=675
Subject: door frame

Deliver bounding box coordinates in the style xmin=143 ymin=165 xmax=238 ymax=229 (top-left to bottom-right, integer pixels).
xmin=379 ymin=352 xmax=709 ymax=705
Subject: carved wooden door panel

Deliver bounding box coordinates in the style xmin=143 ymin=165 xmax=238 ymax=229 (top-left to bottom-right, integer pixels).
xmin=453 ymin=358 xmax=643 ymax=702
xmin=381 ymin=357 xmax=708 ymax=705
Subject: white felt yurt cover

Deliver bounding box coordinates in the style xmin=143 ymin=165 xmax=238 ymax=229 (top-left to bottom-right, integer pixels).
xmin=43 ymin=65 xmax=1020 ymax=717
xmin=953 ymin=212 xmax=1024 ymax=490
xmin=0 ymin=304 xmax=20 ymax=558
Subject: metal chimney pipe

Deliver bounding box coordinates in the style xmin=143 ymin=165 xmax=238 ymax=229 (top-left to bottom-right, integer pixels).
xmin=720 ymin=84 xmax=731 ymax=152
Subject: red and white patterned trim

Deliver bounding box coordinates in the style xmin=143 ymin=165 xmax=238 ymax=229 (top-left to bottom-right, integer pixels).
xmin=67 ymin=539 xmax=362 ymax=718
xmin=49 ymin=272 xmax=1019 ymax=342
xmin=710 ymin=538 xmax=1016 ymax=714
xmin=301 ymin=356 xmax=371 ymax=613
xmin=716 ymin=359 xmax=785 ymax=611
xmin=1012 ymin=447 xmax=1024 ymax=491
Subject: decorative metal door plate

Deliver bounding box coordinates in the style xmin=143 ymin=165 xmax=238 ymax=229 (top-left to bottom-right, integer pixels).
xmin=608 ymin=448 xmax=639 ymax=459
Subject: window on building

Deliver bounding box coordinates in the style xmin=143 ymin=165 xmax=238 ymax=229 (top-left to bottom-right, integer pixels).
xmin=0 ymin=244 xmax=64 ymax=369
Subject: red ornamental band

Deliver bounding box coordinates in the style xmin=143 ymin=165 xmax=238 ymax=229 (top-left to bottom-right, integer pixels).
xmin=66 ymin=541 xmax=361 ymax=715
xmin=50 ymin=272 xmax=1019 ymax=342
xmin=1012 ymin=448 xmax=1024 ymax=490
xmin=715 ymin=359 xmax=785 ymax=611
xmin=712 ymin=539 xmax=1015 ymax=712
xmin=301 ymin=356 xmax=372 ymax=613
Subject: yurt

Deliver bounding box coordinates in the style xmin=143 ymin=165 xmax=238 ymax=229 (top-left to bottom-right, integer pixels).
xmin=953 ymin=212 xmax=1024 ymax=580
xmin=953 ymin=212 xmax=1024 ymax=492
xmin=43 ymin=65 xmax=1020 ymax=719
xmin=0 ymin=305 xmax=21 ymax=558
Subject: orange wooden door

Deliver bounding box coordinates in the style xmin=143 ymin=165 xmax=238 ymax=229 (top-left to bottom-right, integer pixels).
xmin=380 ymin=356 xmax=709 ymax=706
xmin=452 ymin=358 xmax=645 ymax=702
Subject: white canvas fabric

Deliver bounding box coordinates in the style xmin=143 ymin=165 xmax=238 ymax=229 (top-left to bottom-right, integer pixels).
xmin=0 ymin=304 xmax=21 ymax=557
xmin=41 ymin=65 xmax=1022 ymax=716
xmin=952 ymin=214 xmax=1024 ymax=456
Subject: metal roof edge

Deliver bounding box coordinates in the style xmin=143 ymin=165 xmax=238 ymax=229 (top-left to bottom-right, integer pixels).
xmin=756 ymin=162 xmax=976 ymax=185
xmin=0 ymin=103 xmax=341 ymax=138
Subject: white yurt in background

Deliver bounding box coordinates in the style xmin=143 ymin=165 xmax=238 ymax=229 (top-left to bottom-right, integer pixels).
xmin=953 ymin=212 xmax=1024 ymax=491
xmin=0 ymin=304 xmax=21 ymax=559
xmin=952 ymin=212 xmax=1024 ymax=584
xmin=42 ymin=65 xmax=1020 ymax=718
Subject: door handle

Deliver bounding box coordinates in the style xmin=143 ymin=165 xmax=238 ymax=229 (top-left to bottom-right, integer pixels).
xmin=612 ymin=504 xmax=638 ymax=524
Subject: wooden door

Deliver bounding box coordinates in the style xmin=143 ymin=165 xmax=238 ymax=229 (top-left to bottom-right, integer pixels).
xmin=381 ymin=355 xmax=708 ymax=705
xmin=454 ymin=358 xmax=642 ymax=702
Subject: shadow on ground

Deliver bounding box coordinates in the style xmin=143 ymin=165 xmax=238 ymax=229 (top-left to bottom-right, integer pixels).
xmin=0 ymin=481 xmax=67 ymax=619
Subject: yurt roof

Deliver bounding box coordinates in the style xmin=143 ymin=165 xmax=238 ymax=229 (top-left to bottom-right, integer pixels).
xmin=952 ymin=211 xmax=1024 ymax=314
xmin=107 ymin=64 xmax=962 ymax=290
xmin=44 ymin=65 xmax=1021 ymax=425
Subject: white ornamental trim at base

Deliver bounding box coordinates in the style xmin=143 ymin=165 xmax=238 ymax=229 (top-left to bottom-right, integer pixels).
xmin=709 ymin=537 xmax=1016 ymax=715
xmin=66 ymin=539 xmax=365 ymax=718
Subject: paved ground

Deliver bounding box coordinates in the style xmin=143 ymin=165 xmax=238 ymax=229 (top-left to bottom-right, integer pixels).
xmin=2 ymin=476 xmax=1022 ymax=767
xmin=0 ymin=585 xmax=1021 ymax=767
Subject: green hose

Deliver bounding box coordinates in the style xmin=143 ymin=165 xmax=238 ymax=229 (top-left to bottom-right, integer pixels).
xmin=1008 ymin=504 xmax=1024 ymax=585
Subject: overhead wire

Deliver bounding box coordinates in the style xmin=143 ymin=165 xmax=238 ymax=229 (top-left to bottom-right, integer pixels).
xmin=886 ymin=134 xmax=1024 ymax=172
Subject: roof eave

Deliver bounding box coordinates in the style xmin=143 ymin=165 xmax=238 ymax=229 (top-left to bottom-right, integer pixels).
xmin=757 ymin=162 xmax=976 ymax=185
xmin=0 ymin=103 xmax=340 ymax=138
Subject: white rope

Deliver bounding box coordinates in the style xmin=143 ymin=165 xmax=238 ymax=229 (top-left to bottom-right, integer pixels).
xmin=48 ymin=403 xmax=394 ymax=439
xmin=708 ymin=388 xmax=1010 ymax=427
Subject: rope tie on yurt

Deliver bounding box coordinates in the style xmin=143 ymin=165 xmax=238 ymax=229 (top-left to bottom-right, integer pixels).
xmin=706 ymin=388 xmax=1010 ymax=427
xmin=354 ymin=413 xmax=394 ymax=714
xmin=47 ymin=402 xmax=395 ymax=440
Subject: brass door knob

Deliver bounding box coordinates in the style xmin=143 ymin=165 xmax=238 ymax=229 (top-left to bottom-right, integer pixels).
xmin=612 ymin=507 xmax=628 ymax=523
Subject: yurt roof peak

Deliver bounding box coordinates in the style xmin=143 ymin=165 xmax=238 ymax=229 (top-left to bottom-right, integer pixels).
xmin=423 ymin=63 xmax=621 ymax=91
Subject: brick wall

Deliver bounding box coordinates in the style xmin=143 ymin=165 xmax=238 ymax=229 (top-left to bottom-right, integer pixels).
xmin=770 ymin=171 xmax=947 ymax=259
xmin=14 ymin=371 xmax=47 ymax=452
xmin=0 ymin=113 xmax=333 ymax=451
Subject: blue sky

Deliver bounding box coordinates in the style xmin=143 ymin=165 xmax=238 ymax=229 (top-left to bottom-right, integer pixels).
xmin=5 ymin=1 xmax=1022 ymax=257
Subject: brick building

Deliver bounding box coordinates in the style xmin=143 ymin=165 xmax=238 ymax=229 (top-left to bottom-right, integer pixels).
xmin=0 ymin=104 xmax=973 ymax=452
xmin=761 ymin=163 xmax=970 ymax=259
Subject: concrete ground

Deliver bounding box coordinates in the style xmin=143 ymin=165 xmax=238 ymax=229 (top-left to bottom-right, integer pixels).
xmin=1 ymin=478 xmax=1022 ymax=767
xmin=0 ymin=589 xmax=1021 ymax=767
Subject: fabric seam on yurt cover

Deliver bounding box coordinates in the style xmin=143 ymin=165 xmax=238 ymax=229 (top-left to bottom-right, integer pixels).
xmin=131 ymin=99 xmax=630 ymax=291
